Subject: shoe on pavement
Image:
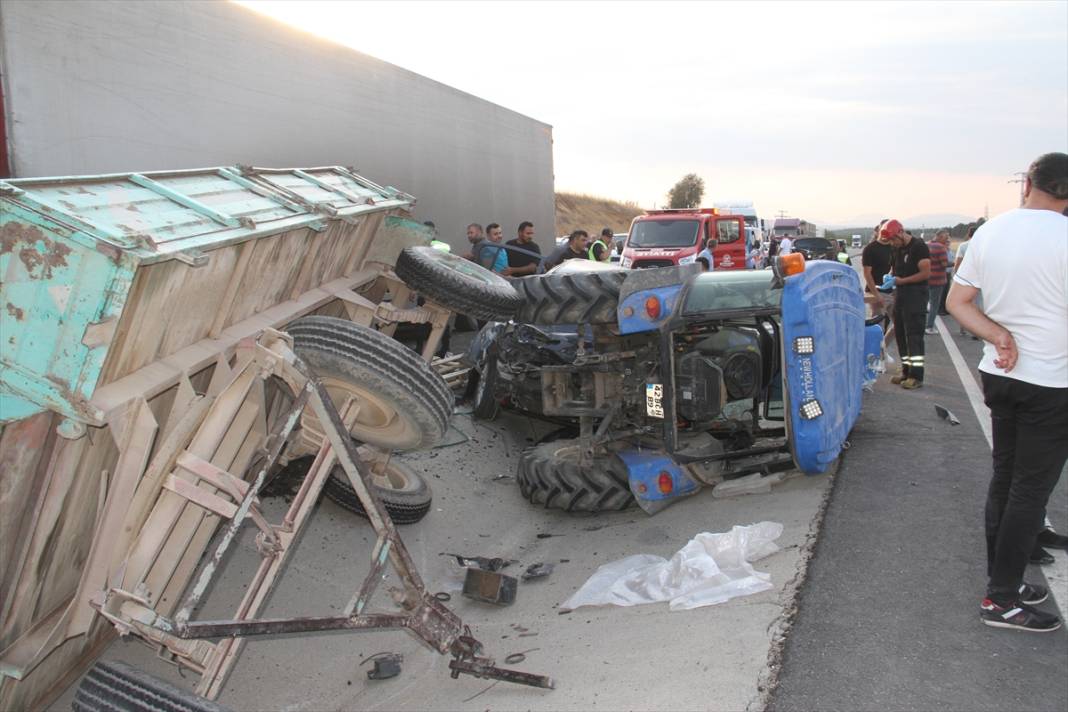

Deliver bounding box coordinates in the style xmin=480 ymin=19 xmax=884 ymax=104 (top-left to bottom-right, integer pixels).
xmin=925 ymin=327 xmax=937 ymax=335
xmin=1029 ymin=546 xmax=1055 ymax=565
xmin=900 ymin=378 xmax=923 ymax=390
xmin=1018 ymin=582 xmax=1050 ymax=605
xmin=980 ymin=599 xmax=1061 ymax=632
xmin=1037 ymin=529 xmax=1068 ymax=550
xmin=890 ymin=374 xmax=906 ymax=385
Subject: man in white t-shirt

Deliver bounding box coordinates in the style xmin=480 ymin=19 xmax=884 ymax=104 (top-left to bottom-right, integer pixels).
xmin=779 ymin=235 xmax=794 ymax=255
xmin=947 ymin=152 xmax=1068 ymax=634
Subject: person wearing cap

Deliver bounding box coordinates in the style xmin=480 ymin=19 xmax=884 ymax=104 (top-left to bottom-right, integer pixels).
xmin=947 ymin=152 xmax=1068 ymax=633
xmin=881 ymin=219 xmax=930 ymax=389
xmin=588 ymin=228 xmax=613 ymax=262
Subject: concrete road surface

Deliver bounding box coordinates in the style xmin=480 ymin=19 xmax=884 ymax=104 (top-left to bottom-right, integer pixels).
xmin=52 ymin=408 xmax=832 ymax=712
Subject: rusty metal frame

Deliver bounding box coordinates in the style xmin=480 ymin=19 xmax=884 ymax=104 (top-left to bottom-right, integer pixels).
xmin=91 ymin=330 xmax=551 ymax=698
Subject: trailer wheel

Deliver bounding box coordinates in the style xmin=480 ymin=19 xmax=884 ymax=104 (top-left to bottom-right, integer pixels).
xmin=471 ymin=356 xmax=500 ymax=421
xmin=73 ymin=660 xmax=231 ymax=712
xmin=512 ymin=271 xmax=627 ymax=325
xmin=395 ymin=246 xmax=521 ymax=321
xmin=288 ymin=317 xmax=452 ymax=451
xmin=323 ymin=458 xmax=432 ymax=525
xmin=517 ymin=439 xmax=635 ymax=513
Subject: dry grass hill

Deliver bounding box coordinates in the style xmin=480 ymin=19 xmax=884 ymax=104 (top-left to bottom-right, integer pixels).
xmin=555 ymin=192 xmax=646 ymax=238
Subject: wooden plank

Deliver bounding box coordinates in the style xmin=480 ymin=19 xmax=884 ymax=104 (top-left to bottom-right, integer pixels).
xmin=90 ymin=270 xmax=378 ymax=421
xmin=65 ymin=399 xmax=158 ymax=637
xmin=162 ymin=476 xmax=238 ymax=519
xmin=208 ymin=240 xmax=255 ymax=338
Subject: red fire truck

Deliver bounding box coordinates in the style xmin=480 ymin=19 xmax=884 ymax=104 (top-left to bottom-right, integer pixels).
xmin=619 ymin=208 xmax=748 ymax=271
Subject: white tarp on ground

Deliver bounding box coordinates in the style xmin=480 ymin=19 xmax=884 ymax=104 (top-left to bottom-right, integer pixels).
xmin=561 ymin=521 xmax=784 ymax=611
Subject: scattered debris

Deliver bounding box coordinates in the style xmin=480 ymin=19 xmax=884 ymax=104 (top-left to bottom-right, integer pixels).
xmin=934 ymin=404 xmax=961 ymax=425
xmin=360 ymin=653 xmax=403 ymax=680
xmin=491 ymin=474 xmax=515 ymax=483
xmin=505 ymin=649 xmax=540 ymax=665
xmin=442 ymin=553 xmax=515 ymax=571
xmin=522 ymin=563 xmax=555 ymax=581
xmin=463 ymin=568 xmax=518 ymax=606
xmin=711 ymin=472 xmax=783 ymax=499
xmin=561 ymin=522 xmax=783 ymax=612
xmin=433 ymin=591 xmax=452 ymax=602
xmin=536 ymin=533 xmax=560 ymax=539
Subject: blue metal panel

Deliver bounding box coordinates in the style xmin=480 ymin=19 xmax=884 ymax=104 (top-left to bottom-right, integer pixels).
xmin=617 ymin=285 xmax=684 ymax=334
xmin=1 ymin=202 xmax=134 ymax=423
xmin=780 ymin=261 xmax=866 ymax=474
xmin=863 ymin=323 xmax=884 ymax=388
xmin=617 ymin=448 xmax=700 ymax=514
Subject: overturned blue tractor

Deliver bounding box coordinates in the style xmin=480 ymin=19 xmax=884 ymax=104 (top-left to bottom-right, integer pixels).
xmin=468 ymin=257 xmax=884 ymax=514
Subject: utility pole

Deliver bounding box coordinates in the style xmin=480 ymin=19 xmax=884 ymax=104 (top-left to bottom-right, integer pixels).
xmin=1008 ymin=172 xmax=1026 ymax=207
xmin=776 ymin=210 xmax=789 ymax=219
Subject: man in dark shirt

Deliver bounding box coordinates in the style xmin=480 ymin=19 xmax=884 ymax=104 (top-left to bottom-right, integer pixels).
xmin=545 ymin=230 xmax=589 ymax=269
xmin=883 ymin=220 xmax=931 ymax=389
xmin=504 ymin=221 xmax=541 ymax=276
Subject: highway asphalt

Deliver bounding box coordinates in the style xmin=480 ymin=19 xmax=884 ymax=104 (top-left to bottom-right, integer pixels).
xmin=770 ymin=311 xmax=1068 ymax=712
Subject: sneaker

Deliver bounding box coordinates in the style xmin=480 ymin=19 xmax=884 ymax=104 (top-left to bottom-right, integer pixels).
xmin=1029 ymin=546 xmax=1055 ymax=565
xmin=980 ymin=599 xmax=1061 ymax=632
xmin=925 ymin=327 xmax=937 ymax=335
xmin=900 ymin=378 xmax=923 ymax=390
xmin=1019 ymin=583 xmax=1049 ymax=605
xmin=1037 ymin=529 xmax=1068 ymax=550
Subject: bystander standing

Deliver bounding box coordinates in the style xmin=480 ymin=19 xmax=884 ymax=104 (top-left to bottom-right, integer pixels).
xmin=946 ymin=152 xmax=1068 ymax=633
xmin=545 ymin=230 xmax=589 ymax=269
xmin=925 ymin=230 xmax=950 ymax=334
xmin=503 ymin=221 xmax=541 ymax=276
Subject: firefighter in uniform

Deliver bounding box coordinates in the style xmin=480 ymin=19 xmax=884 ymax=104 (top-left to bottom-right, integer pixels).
xmin=882 ymin=219 xmax=930 ymax=389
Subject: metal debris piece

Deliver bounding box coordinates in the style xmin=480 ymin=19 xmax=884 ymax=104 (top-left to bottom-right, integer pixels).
xmin=522 ymin=563 xmax=555 ymax=581
xmin=362 ymin=653 xmax=403 ymax=680
xmin=441 ymin=553 xmax=515 ymax=571
xmin=462 ymin=568 xmax=518 ymax=606
xmin=934 ymin=404 xmax=961 ymax=425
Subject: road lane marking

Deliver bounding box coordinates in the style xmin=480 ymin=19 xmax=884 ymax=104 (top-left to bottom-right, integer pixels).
xmin=934 ymin=316 xmax=991 ymax=447
xmin=933 ymin=316 xmax=1066 ymax=616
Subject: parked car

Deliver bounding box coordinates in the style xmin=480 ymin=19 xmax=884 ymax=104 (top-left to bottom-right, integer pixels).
xmin=791 ymin=237 xmax=840 ymax=262
xmin=466 ymin=256 xmax=883 ymax=515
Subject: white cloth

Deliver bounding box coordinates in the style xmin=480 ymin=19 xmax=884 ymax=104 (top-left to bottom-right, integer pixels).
xmin=779 ymin=237 xmax=793 ymax=255
xmin=560 ymin=522 xmax=783 ymax=612
xmin=953 ymin=208 xmax=1068 ymax=388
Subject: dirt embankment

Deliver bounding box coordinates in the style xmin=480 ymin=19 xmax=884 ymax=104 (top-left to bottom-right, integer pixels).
xmin=555 ymin=192 xmax=645 ymax=238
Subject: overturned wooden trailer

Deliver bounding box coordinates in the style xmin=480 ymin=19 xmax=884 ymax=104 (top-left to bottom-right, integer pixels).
xmin=0 ymin=165 xmax=536 ymax=710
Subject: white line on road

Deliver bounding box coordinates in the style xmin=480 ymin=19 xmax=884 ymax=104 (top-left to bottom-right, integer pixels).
xmin=933 ymin=316 xmax=1067 ymax=615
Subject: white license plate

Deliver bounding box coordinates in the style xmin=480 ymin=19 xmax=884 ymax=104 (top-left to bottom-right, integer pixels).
xmin=645 ymin=383 xmax=664 ymax=418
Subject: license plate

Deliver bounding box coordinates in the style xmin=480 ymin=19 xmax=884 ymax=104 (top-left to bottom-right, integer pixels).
xmin=645 ymin=383 xmax=664 ymax=418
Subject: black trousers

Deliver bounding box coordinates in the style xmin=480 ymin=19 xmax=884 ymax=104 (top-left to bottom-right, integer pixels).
xmin=892 ymin=285 xmax=928 ymax=381
xmin=982 ymin=372 xmax=1068 ymax=603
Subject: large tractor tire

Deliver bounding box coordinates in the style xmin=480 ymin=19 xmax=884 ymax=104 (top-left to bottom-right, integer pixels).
xmin=395 ymin=246 xmax=521 ymax=321
xmin=517 ymin=438 xmax=635 ymax=513
xmin=512 ymin=271 xmax=628 ymax=324
xmin=288 ymin=316 xmax=452 ymax=451
xmin=322 ymin=458 xmax=432 ymax=525
xmin=73 ymin=660 xmax=231 ymax=712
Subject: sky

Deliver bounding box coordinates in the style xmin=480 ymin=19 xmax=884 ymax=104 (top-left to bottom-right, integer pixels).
xmin=237 ymin=0 xmax=1067 ymax=225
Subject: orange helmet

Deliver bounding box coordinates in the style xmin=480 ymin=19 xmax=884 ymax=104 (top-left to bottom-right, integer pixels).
xmin=880 ymin=219 xmax=904 ymax=239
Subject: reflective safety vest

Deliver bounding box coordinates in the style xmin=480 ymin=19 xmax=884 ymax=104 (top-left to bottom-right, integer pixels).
xmin=837 ymin=251 xmax=850 ymax=264
xmin=588 ymin=239 xmax=608 ymax=261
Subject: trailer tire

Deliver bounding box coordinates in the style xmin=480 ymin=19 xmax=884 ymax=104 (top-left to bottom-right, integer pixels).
xmin=323 ymin=459 xmax=432 ymax=525
xmin=517 ymin=439 xmax=635 ymax=513
xmin=512 ymin=271 xmax=627 ymax=325
xmin=395 ymin=246 xmax=521 ymax=321
xmin=73 ymin=660 xmax=231 ymax=712
xmin=289 ymin=316 xmax=452 ymax=451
